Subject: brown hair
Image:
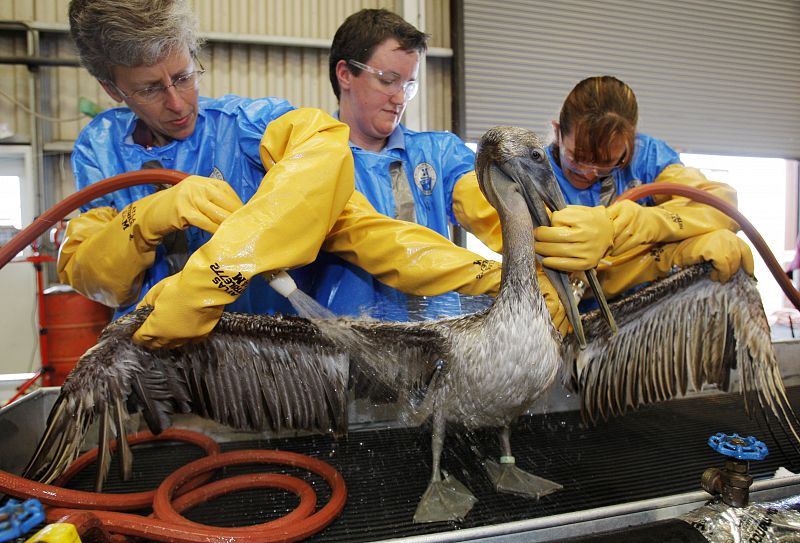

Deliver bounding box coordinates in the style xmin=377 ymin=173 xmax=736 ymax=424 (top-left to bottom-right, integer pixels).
xmin=329 ymin=9 xmax=428 ymax=100
xmin=557 ymin=76 xmax=638 ymax=168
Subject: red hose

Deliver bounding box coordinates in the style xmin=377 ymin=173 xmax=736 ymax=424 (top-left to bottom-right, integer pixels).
xmin=616 ymin=182 xmax=800 ymax=311
xmin=0 ymin=169 xmax=187 ymax=269
xmin=2 ymin=430 xmax=347 ymax=542
xmin=168 ymin=473 xmax=318 ymax=528
xmin=0 ymin=429 xmax=219 ymax=510
xmin=151 ymin=450 xmax=347 ymax=539
xmin=42 ymin=450 xmax=346 ymax=542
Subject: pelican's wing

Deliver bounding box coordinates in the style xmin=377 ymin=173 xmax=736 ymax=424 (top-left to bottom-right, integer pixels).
xmin=564 ymin=265 xmax=800 ymax=445
xmin=23 ymin=307 xmax=350 ymax=489
xmin=313 ymin=317 xmax=449 ymax=405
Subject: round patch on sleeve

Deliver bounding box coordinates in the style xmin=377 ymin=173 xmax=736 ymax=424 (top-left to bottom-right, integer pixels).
xmin=414 ymin=163 xmax=437 ymax=195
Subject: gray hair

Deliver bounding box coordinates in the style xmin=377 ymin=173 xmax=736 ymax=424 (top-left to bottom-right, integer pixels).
xmin=68 ymin=0 xmax=203 ymax=82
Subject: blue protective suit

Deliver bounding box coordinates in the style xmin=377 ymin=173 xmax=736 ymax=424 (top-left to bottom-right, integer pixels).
xmin=545 ymin=133 xmax=682 ymax=208
xmin=71 ymin=94 xmax=300 ymax=318
xmin=305 ymin=124 xmax=477 ymax=321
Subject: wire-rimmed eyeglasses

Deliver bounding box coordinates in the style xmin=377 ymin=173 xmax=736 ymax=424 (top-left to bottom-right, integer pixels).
xmin=347 ymin=59 xmax=419 ymax=102
xmin=106 ymin=62 xmax=206 ymax=105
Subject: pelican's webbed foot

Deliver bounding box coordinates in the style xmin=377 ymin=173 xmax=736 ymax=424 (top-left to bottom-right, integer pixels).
xmin=413 ymin=472 xmax=477 ymax=523
xmin=484 ymin=457 xmax=562 ymax=498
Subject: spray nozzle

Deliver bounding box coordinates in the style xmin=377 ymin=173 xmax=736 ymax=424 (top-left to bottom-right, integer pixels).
xmin=268 ymin=270 xmax=298 ymax=298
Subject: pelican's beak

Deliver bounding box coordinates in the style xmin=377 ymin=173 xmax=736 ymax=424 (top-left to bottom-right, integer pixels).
xmin=500 ymin=155 xmax=618 ymax=347
xmin=496 ymin=156 xmax=586 ymax=346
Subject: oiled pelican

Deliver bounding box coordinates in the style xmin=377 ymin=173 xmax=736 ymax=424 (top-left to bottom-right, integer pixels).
xmin=23 ymin=126 xmax=582 ymax=524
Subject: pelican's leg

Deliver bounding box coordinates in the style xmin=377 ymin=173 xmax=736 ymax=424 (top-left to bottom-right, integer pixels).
xmin=485 ymin=426 xmax=562 ymax=498
xmin=413 ymin=400 xmax=477 ymax=523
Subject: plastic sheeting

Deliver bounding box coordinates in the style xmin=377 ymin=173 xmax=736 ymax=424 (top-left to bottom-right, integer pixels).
xmin=681 ymin=495 xmax=800 ymax=542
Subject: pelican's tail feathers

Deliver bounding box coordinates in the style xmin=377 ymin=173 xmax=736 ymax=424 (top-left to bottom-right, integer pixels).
xmin=405 ymin=359 xmax=447 ymax=425
xmin=567 ymin=265 xmax=799 ymax=446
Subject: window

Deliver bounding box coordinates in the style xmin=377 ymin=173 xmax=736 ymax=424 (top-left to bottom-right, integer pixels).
xmin=0 ymin=175 xmax=22 ymax=227
xmin=681 ymin=154 xmax=795 ymax=318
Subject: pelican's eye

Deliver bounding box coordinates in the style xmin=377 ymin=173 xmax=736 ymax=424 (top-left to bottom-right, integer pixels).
xmin=530 ymin=148 xmax=545 ymax=162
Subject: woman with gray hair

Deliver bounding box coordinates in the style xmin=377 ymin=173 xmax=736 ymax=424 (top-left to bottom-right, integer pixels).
xmin=60 ymin=0 xmax=510 ymax=349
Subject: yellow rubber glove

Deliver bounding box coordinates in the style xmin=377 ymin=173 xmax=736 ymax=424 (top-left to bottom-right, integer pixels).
xmin=57 ymin=175 xmax=242 ymax=307
xmin=608 ymin=164 xmax=741 ymax=256
xmin=533 ymin=205 xmax=614 ymax=272
xmin=323 ymin=191 xmax=570 ymax=335
xmin=598 ymin=230 xmax=754 ymax=298
xmin=669 ymin=230 xmax=754 ymax=283
xmin=539 ymin=266 xmax=571 ymax=336
xmin=133 ymin=108 xmax=354 ymax=348
xmin=133 ymin=175 xmax=243 ymax=243
xmin=324 ymin=190 xmax=502 ymax=296
xmin=452 ymin=171 xmax=504 ymax=253
xmin=598 ymin=246 xmax=676 ymax=298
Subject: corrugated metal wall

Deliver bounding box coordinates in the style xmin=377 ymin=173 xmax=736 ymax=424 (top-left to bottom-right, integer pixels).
xmin=463 ymin=0 xmax=800 ymax=159
xmin=0 ymin=0 xmax=453 ymax=202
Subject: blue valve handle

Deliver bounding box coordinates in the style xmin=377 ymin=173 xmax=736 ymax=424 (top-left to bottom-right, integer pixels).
xmin=0 ymin=499 xmax=45 ymax=542
xmin=708 ymin=432 xmax=769 ymax=460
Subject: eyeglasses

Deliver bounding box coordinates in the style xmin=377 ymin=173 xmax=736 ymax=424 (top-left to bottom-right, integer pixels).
xmin=107 ymin=63 xmax=205 ymax=105
xmin=558 ymin=132 xmax=625 ymax=178
xmin=347 ymin=59 xmax=419 ymax=102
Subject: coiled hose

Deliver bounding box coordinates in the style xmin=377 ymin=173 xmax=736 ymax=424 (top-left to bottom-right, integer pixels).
xmin=0 ymin=429 xmax=347 ymax=542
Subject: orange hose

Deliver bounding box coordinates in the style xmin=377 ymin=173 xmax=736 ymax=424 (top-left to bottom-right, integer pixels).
xmin=151 ymin=450 xmax=347 ymax=540
xmin=1 ymin=429 xmax=346 ymax=542
xmin=43 ymin=449 xmax=346 ymax=543
xmin=0 ymin=169 xmax=187 ymax=269
xmin=0 ymin=429 xmax=219 ymax=510
xmin=168 ymin=473 xmax=317 ymax=528
xmin=616 ymin=182 xmax=800 ymax=311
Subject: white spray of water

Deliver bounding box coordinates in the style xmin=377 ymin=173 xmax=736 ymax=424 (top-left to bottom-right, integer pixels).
xmin=268 ymin=271 xmax=336 ymax=319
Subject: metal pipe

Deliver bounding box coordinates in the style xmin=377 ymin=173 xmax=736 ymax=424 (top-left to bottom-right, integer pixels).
xmin=382 ymin=475 xmax=800 ymax=543
xmin=0 ymin=19 xmax=455 ymax=57
xmin=0 ymin=56 xmax=81 ymax=68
